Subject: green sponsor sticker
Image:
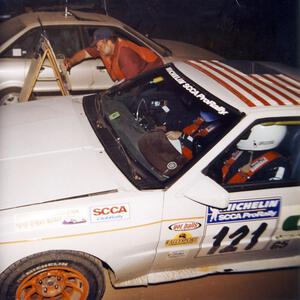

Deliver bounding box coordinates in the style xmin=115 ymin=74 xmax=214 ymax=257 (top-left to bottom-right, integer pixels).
xmin=282 ymin=215 xmax=300 ymax=231
xmin=109 ymin=111 xmax=120 ymax=120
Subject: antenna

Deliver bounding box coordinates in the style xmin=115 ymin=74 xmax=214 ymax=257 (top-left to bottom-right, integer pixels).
xmin=103 ymin=0 xmax=109 ymax=16
xmin=64 ymin=0 xmax=72 ymax=18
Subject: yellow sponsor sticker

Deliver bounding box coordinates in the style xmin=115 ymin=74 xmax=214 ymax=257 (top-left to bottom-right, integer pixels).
xmin=165 ymin=232 xmax=199 ymax=247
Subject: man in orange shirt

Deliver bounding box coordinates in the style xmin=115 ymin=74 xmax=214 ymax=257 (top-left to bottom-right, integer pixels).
xmin=64 ymin=28 xmax=163 ymax=82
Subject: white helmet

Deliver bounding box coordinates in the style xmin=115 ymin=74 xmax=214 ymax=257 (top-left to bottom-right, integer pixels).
xmin=237 ymin=124 xmax=287 ymax=151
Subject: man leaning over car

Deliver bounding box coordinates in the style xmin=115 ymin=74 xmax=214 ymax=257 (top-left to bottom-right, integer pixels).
xmin=64 ymin=28 xmax=163 ymax=82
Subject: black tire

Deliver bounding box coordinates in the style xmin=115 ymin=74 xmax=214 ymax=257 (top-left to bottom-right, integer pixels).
xmin=0 ymin=87 xmax=21 ymax=105
xmin=0 ymin=250 xmax=106 ymax=300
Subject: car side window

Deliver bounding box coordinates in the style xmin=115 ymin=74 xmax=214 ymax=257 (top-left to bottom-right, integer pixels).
xmin=1 ymin=26 xmax=81 ymax=59
xmin=44 ymin=26 xmax=81 ymax=58
xmin=1 ymin=28 xmax=40 ymax=58
xmin=206 ymin=119 xmax=300 ymax=189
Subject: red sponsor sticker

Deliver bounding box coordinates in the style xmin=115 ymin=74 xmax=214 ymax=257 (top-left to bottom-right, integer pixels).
xmin=168 ymin=221 xmax=201 ymax=231
xmin=90 ymin=204 xmax=130 ymax=222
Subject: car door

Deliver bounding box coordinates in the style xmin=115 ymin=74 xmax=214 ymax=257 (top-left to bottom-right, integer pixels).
xmin=151 ymin=117 xmax=300 ymax=276
xmin=0 ymin=27 xmax=39 ymax=92
xmin=199 ymin=118 xmax=300 ymax=266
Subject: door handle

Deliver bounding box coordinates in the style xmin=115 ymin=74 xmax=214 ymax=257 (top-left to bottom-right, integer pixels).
xmin=96 ymin=66 xmax=106 ymax=71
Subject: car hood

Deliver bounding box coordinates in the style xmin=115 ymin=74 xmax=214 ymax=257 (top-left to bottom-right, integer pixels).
xmin=0 ymin=96 xmax=126 ymax=210
xmin=154 ymin=38 xmax=222 ymax=60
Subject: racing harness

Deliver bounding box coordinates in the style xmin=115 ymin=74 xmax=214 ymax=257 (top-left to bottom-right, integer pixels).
xmin=180 ymin=117 xmax=219 ymax=160
xmin=222 ymin=150 xmax=282 ymax=184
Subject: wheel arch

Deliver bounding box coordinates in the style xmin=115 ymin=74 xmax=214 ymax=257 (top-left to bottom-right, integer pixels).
xmin=0 ymin=249 xmax=113 ymax=279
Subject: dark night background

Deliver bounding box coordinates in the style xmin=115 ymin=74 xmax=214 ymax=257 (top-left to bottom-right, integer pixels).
xmin=0 ymin=0 xmax=299 ymax=68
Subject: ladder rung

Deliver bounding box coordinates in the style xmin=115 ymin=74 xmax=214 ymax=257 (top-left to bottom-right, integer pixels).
xmin=37 ymin=77 xmax=60 ymax=81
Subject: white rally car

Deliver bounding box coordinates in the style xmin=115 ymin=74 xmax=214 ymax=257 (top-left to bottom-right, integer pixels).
xmin=0 ymin=60 xmax=299 ymax=299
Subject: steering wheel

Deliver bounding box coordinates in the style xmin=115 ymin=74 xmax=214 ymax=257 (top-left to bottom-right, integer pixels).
xmin=135 ymin=98 xmax=148 ymax=122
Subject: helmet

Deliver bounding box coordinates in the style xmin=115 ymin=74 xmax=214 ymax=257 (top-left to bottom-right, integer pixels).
xmin=237 ymin=124 xmax=287 ymax=151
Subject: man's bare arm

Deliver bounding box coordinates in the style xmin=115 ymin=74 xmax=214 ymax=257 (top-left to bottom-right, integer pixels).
xmin=63 ymin=49 xmax=92 ymax=70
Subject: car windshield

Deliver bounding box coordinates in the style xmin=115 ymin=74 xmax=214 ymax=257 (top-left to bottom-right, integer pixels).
xmin=123 ymin=25 xmax=171 ymax=57
xmin=93 ymin=64 xmax=242 ymax=187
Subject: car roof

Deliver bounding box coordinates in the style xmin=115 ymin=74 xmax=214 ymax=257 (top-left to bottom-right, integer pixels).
xmin=5 ymin=10 xmax=122 ymax=27
xmin=174 ymin=60 xmax=300 ymax=115
xmin=0 ymin=10 xmax=169 ymax=57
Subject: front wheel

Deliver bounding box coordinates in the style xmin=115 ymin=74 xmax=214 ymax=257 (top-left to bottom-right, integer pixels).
xmin=0 ymin=250 xmax=105 ymax=300
xmin=0 ymin=87 xmax=21 ymax=105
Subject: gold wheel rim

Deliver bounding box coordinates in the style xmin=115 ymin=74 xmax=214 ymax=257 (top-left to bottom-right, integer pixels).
xmin=16 ymin=266 xmax=89 ymax=300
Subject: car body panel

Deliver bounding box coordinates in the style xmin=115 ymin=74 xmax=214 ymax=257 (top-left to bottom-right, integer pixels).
xmin=0 ymin=61 xmax=299 ymax=292
xmin=0 ymin=58 xmax=26 ymax=90
xmin=154 ymin=38 xmax=222 ymax=60
xmin=0 ymin=97 xmax=133 ymax=209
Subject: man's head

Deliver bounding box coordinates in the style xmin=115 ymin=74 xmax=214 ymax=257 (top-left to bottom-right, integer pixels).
xmin=96 ymin=39 xmax=115 ymax=56
xmin=91 ymin=28 xmax=114 ymax=45
xmin=91 ymin=28 xmax=117 ymax=57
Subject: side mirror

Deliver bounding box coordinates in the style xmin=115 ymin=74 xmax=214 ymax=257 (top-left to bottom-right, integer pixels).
xmin=184 ymin=175 xmax=229 ymax=209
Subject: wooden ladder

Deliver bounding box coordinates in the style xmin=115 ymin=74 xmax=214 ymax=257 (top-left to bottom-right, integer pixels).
xmin=19 ymin=33 xmax=71 ymax=102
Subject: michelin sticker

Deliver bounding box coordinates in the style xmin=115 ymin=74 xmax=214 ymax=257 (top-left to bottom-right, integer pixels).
xmin=197 ymin=198 xmax=281 ymax=256
xmin=207 ymin=198 xmax=280 ymax=224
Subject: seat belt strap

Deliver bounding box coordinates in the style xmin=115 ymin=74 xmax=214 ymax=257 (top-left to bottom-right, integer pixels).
xmin=226 ymin=151 xmax=281 ymax=184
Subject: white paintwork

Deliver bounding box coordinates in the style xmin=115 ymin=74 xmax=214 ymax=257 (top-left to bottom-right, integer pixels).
xmin=0 ymin=61 xmax=299 ymax=296
xmin=155 ymin=38 xmax=222 ymax=60
xmin=0 ymin=96 xmax=133 ymax=209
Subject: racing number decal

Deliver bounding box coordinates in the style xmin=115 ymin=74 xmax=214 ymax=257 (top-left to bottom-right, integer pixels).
xmin=207 ymin=223 xmax=267 ymax=255
xmin=198 ymin=198 xmax=280 ymax=257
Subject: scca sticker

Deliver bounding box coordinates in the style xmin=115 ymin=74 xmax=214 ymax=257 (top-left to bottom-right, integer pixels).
xmin=165 ymin=232 xmax=199 ymax=247
xmin=168 ymin=221 xmax=201 ymax=231
xmin=90 ymin=204 xmax=130 ymax=222
xmin=207 ymin=198 xmax=280 ymax=224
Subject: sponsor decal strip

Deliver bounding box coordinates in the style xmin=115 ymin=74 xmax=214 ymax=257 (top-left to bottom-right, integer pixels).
xmin=207 ymin=198 xmax=280 ymax=224
xmin=1 ymin=216 xmax=204 ymax=246
xmin=211 ymin=60 xmax=285 ymax=106
xmin=166 ymin=66 xmax=229 ymax=115
xmin=187 ymin=60 xmax=256 ymax=107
